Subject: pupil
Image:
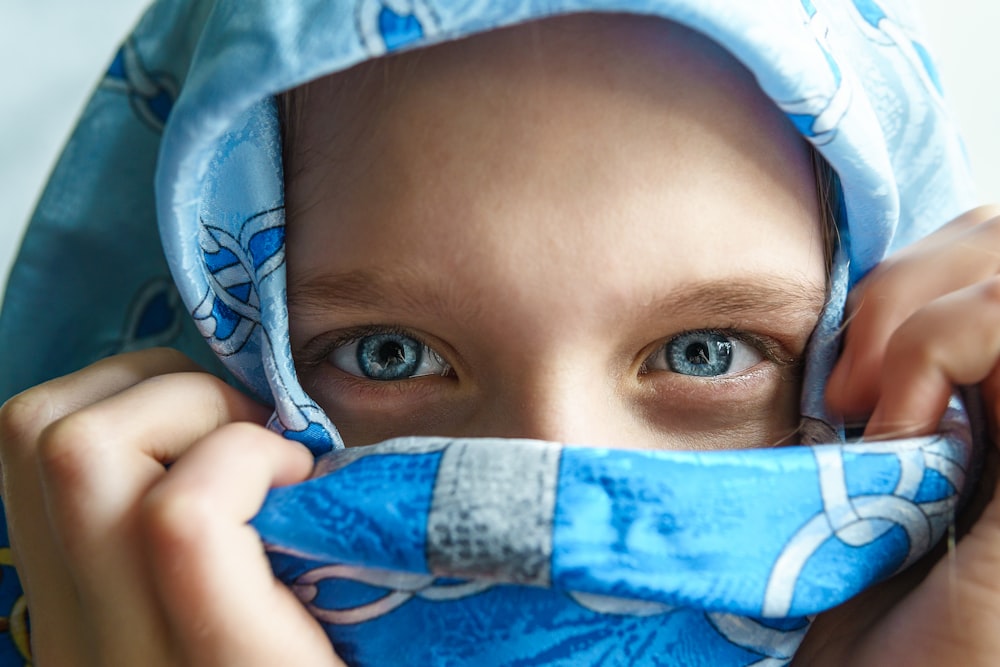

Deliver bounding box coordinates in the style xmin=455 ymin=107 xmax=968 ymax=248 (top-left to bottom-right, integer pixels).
xmin=378 ymin=341 xmax=406 ymax=366
xmin=667 ymin=332 xmax=734 ymax=377
xmin=357 ymin=333 xmax=422 ymax=380
xmin=685 ymin=342 xmax=711 ymax=365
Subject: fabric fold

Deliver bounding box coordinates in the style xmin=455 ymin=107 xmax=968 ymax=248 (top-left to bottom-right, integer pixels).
xmin=0 ymin=1 xmax=983 ymax=665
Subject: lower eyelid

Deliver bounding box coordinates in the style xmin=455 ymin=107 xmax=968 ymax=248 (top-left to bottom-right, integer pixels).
xmin=641 ymin=362 xmax=784 ymax=402
xmin=312 ymin=367 xmax=454 ymax=397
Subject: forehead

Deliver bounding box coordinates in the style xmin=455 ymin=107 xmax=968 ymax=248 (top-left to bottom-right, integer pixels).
xmin=285 ymin=13 xmax=813 ymax=188
xmin=284 ymin=13 xmax=824 ymax=319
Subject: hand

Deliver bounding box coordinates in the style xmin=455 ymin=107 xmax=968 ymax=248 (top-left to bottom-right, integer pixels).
xmin=826 ymin=204 xmax=1000 ymax=437
xmin=0 ymin=348 xmax=344 ymax=666
xmin=793 ymin=205 xmax=1000 ymax=665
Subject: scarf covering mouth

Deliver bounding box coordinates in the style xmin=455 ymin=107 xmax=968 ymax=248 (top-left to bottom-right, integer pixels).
xmin=0 ymin=0 xmax=983 ymax=665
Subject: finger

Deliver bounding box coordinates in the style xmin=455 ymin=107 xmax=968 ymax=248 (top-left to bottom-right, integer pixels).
xmin=141 ymin=425 xmax=339 ymax=666
xmin=0 ymin=348 xmax=206 ymax=534
xmin=35 ymin=371 xmax=269 ymax=664
xmin=831 ymin=209 xmax=1000 ymax=417
xmin=1 ymin=347 xmax=206 ymax=513
xmin=887 ymin=204 xmax=1000 ymax=251
xmin=828 ymin=206 xmax=1000 ymax=419
xmin=35 ymin=372 xmax=271 ymax=658
xmin=0 ymin=350 xmax=206 ymax=576
xmin=865 ymin=278 xmax=1000 ymax=439
xmin=982 ymin=363 xmax=1000 ymax=439
xmin=1 ymin=348 xmax=203 ymax=447
xmin=39 ymin=371 xmax=270 ymax=560
xmin=850 ymin=204 xmax=1000 ymax=282
xmin=0 ymin=349 xmax=205 ymax=664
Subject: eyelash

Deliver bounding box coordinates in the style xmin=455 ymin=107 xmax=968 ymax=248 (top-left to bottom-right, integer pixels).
xmin=639 ymin=328 xmax=793 ymax=374
xmin=299 ymin=325 xmax=794 ymax=381
xmin=297 ymin=324 xmax=448 ymax=371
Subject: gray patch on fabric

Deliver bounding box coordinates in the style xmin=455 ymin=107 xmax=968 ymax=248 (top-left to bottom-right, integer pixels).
xmin=311 ymin=436 xmax=455 ymax=477
xmin=426 ymin=439 xmax=561 ymax=586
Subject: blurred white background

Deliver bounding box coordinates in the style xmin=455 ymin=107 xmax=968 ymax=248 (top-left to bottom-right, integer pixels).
xmin=1 ymin=1 xmax=998 ymax=301
xmin=0 ymin=0 xmax=150 ymax=302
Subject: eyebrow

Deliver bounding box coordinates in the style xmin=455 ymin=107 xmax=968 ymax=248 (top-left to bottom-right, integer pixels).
xmin=288 ymin=267 xmax=488 ymax=325
xmin=657 ymin=277 xmax=828 ymax=323
xmin=287 ymin=268 xmax=828 ymax=327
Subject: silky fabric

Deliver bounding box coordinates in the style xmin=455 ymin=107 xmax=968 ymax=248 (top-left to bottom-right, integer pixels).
xmin=0 ymin=1 xmax=982 ymax=665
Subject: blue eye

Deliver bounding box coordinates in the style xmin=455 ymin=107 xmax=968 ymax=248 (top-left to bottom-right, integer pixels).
xmin=646 ymin=331 xmax=763 ymax=377
xmin=329 ymin=332 xmax=450 ymax=381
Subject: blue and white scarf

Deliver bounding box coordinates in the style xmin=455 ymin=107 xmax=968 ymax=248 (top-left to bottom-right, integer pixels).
xmin=0 ymin=1 xmax=982 ymax=665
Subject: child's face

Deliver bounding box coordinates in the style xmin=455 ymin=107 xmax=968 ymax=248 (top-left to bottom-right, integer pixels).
xmin=284 ymin=14 xmax=827 ymax=451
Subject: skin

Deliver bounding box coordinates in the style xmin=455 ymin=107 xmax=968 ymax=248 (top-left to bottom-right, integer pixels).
xmin=284 ymin=14 xmax=827 ymax=451
xmin=798 ymin=203 xmax=1000 ymax=666
xmin=1 ymin=12 xmax=1000 ymax=667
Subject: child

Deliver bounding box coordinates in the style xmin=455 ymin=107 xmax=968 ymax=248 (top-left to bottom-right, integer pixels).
xmin=0 ymin=1 xmax=996 ymax=665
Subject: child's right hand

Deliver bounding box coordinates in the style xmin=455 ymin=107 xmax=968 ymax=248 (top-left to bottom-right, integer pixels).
xmin=0 ymin=348 xmax=345 ymax=666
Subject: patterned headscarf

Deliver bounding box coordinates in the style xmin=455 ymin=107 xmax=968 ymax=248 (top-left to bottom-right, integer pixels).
xmin=0 ymin=1 xmax=982 ymax=664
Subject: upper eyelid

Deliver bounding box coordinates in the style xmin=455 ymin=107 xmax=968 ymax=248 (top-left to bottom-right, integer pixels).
xmin=638 ymin=329 xmax=796 ymax=382
xmin=294 ymin=324 xmax=432 ymax=367
xmin=654 ymin=328 xmax=797 ymax=367
xmin=295 ymin=325 xmax=799 ymax=373
xmin=716 ymin=330 xmax=805 ymax=382
xmin=718 ymin=330 xmax=797 ymax=367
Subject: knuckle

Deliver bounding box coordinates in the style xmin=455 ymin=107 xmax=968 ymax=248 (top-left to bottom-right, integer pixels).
xmin=213 ymin=420 xmax=266 ymax=443
xmin=141 ymin=370 xmax=230 ymax=408
xmin=35 ymin=410 xmax=107 ymax=483
xmin=144 ymin=346 xmax=198 ymax=369
xmin=181 ymin=370 xmax=232 ymax=398
xmin=977 ymin=276 xmax=1000 ymax=305
xmin=858 ymin=263 xmax=907 ymax=304
xmin=212 ymin=421 xmax=289 ymax=463
xmin=0 ymin=388 xmax=54 ymax=456
xmin=974 ymin=205 xmax=1000 ymax=236
xmin=883 ymin=312 xmax=934 ymax=366
xmin=140 ymin=484 xmax=211 ymax=555
xmin=848 ymin=265 xmax=911 ymax=320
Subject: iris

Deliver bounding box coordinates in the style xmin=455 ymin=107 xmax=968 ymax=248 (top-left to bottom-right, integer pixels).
xmin=666 ymin=331 xmax=734 ymax=377
xmin=328 ymin=330 xmax=450 ymax=380
xmin=356 ymin=333 xmax=425 ymax=380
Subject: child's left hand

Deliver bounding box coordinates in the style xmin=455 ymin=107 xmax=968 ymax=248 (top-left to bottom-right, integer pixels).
xmin=795 ymin=204 xmax=1000 ymax=665
xmin=827 ymin=203 xmax=1000 ymax=436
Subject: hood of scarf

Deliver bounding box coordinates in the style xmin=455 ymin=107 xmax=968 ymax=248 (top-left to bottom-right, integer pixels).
xmin=0 ymin=1 xmax=982 ymax=665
